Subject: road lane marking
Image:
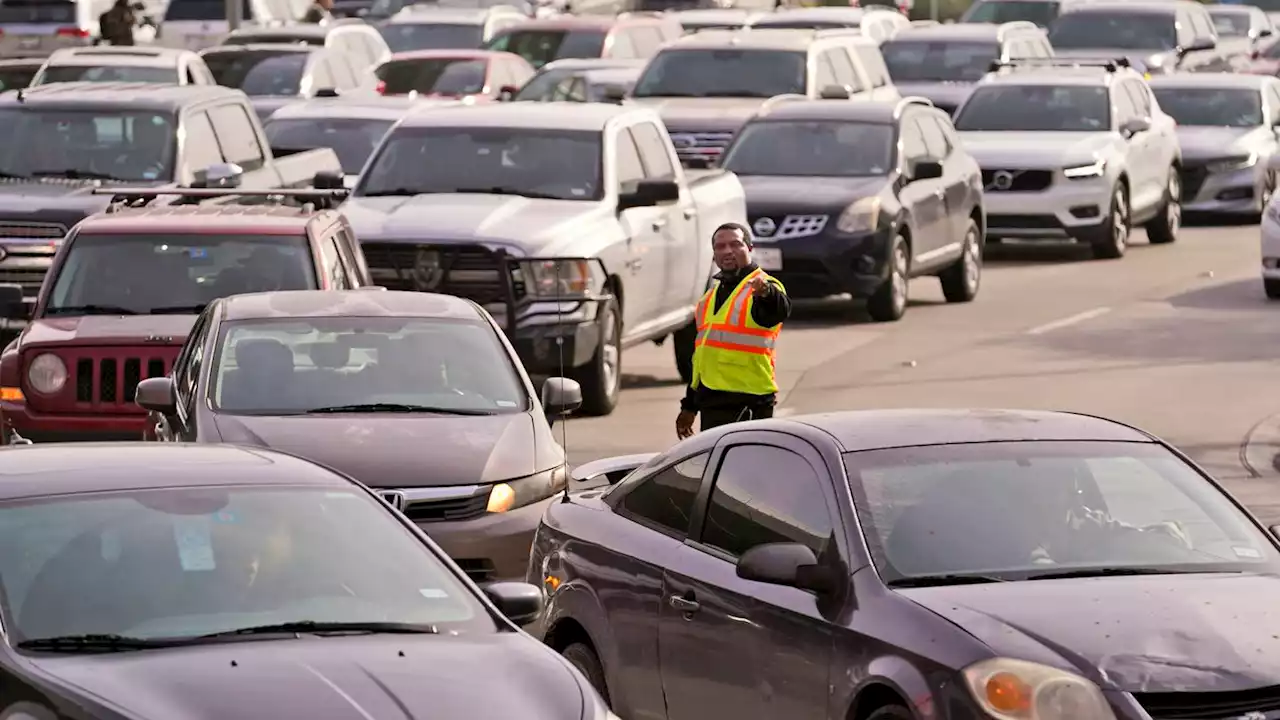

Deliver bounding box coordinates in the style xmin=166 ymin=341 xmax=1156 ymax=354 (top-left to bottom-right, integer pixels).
xmin=1025 ymin=307 xmax=1111 ymax=336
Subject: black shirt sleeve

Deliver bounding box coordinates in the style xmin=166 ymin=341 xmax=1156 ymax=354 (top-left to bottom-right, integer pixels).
xmin=680 ymin=383 xmax=699 ymax=413
xmin=749 ymin=279 xmax=790 ymax=328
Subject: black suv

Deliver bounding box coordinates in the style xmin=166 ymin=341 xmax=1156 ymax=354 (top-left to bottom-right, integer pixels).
xmin=719 ymin=97 xmax=985 ymax=322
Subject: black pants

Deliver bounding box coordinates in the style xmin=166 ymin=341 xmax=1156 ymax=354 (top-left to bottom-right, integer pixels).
xmin=700 ymin=403 xmax=774 ymax=432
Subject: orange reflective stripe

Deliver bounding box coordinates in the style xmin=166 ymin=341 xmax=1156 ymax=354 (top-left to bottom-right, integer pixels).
xmin=728 ymin=269 xmax=763 ymax=326
xmin=702 ymin=339 xmax=772 ymax=355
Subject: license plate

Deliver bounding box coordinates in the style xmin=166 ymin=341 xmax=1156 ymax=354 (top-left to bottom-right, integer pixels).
xmin=755 ymin=247 xmax=782 ymax=271
xmin=18 ymin=37 xmax=39 ymax=49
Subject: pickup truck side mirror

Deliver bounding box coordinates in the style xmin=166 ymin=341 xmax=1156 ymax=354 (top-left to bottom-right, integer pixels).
xmin=314 ymin=87 xmax=340 ymax=97
xmin=0 ymin=283 xmax=24 ymax=319
xmin=602 ymin=84 xmax=626 ymax=103
xmin=135 ymin=377 xmax=176 ymax=414
xmin=497 ymin=85 xmax=518 ymax=101
xmin=819 ymin=84 xmax=850 ymax=100
xmin=909 ymin=159 xmax=943 ymax=181
xmin=313 ymin=170 xmax=345 ymax=189
xmin=737 ymin=542 xmax=836 ymax=593
xmin=541 ymin=377 xmax=582 ymax=422
xmin=1120 ymin=116 xmax=1151 ymax=138
xmin=193 ymin=162 xmax=243 ymax=189
xmin=619 ymin=179 xmax=679 ymax=211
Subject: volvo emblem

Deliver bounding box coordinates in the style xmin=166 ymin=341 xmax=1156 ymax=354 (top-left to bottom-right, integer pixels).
xmin=380 ymin=490 xmax=407 ymax=511
xmin=670 ymin=134 xmax=696 ymax=149
xmin=990 ymin=170 xmax=1015 ymax=191
xmin=753 ymin=217 xmax=777 ymax=237
xmin=411 ymin=248 xmax=444 ymax=291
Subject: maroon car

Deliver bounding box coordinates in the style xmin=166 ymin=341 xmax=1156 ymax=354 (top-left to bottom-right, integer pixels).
xmin=0 ymin=187 xmax=368 ymax=443
xmin=374 ymin=49 xmax=535 ymax=101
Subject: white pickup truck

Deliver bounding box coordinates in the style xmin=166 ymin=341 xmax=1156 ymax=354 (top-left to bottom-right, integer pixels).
xmin=340 ymin=103 xmax=748 ymax=415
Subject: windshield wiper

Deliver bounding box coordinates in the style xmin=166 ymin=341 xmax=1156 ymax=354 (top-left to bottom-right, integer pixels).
xmin=45 ymin=304 xmax=138 ymax=316
xmin=450 ymin=187 xmax=565 ymax=200
xmin=360 ymin=187 xmax=423 ymax=197
xmin=17 ymin=633 xmax=175 ymax=652
xmin=30 ymin=169 xmax=127 ymax=181
xmin=148 ymin=304 xmax=207 ymax=314
xmin=887 ymin=573 xmax=1008 ymax=587
xmin=304 ymin=403 xmax=496 ymax=415
xmin=1024 ymin=567 xmax=1197 ymax=581
xmin=198 ymin=621 xmax=439 ymax=639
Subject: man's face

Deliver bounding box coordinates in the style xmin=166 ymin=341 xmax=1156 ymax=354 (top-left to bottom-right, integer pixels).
xmin=712 ymin=228 xmax=751 ymax=272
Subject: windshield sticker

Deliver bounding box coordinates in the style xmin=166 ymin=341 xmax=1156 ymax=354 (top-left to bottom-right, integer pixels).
xmin=418 ymin=588 xmax=449 ymax=599
xmin=212 ymin=510 xmax=239 ymax=524
xmin=1233 ymin=546 xmax=1263 ymax=559
xmin=142 ymin=170 xmax=158 ymax=180
xmin=172 ymin=516 xmax=216 ymax=571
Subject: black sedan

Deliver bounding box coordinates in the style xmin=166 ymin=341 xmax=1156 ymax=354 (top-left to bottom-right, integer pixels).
xmin=0 ymin=442 xmax=616 ymax=719
xmin=529 ymin=408 xmax=1280 ymax=720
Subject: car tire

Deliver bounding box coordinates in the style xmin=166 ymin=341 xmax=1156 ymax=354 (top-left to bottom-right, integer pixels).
xmin=867 ymin=232 xmax=909 ymax=322
xmin=1089 ymin=184 xmax=1129 ymax=260
xmin=939 ymin=218 xmax=982 ymax=303
xmin=672 ymin=320 xmax=696 ymax=385
xmin=866 ymin=705 xmax=913 ymax=720
xmin=1145 ymin=168 xmax=1181 ymax=245
xmin=572 ymin=297 xmax=621 ymax=417
xmin=562 ymin=642 xmax=611 ymax=706
xmin=1265 ymin=278 xmax=1280 ymax=300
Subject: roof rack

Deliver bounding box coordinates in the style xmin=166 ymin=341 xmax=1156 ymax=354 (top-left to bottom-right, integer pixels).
xmin=893 ymin=95 xmax=933 ymax=119
xmin=988 ymin=56 xmax=1132 ymax=73
xmin=760 ymin=92 xmax=808 ymax=112
xmin=92 ymin=188 xmax=348 ymax=212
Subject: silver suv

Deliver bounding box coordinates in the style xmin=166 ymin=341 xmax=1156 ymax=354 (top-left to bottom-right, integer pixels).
xmin=953 ymin=58 xmax=1182 ymax=259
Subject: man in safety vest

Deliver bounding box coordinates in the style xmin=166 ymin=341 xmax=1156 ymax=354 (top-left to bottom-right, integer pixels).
xmin=676 ymin=222 xmax=791 ymax=439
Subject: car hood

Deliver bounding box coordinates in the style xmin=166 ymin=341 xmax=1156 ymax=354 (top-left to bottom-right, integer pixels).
xmin=740 ymin=175 xmax=885 ymax=214
xmin=30 ymin=633 xmax=585 ymax=720
xmin=900 ymin=572 xmax=1280 ymax=693
xmin=249 ymin=95 xmax=299 ymax=122
xmin=893 ymin=82 xmax=977 ymax=112
xmin=212 ymin=412 xmax=547 ymax=488
xmin=627 ymin=97 xmax=768 ymax=132
xmin=1174 ymin=126 xmax=1262 ymax=162
xmin=341 ymin=194 xmax=612 ymax=256
xmin=21 ymin=314 xmax=198 ymax=349
xmin=1052 ymin=48 xmax=1170 ymax=74
xmin=0 ymin=180 xmax=139 ymax=229
xmin=957 ymin=130 xmax=1116 ymax=168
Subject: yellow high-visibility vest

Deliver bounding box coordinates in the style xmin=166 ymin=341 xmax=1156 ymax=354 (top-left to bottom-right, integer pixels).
xmin=691 ymin=268 xmax=785 ymax=395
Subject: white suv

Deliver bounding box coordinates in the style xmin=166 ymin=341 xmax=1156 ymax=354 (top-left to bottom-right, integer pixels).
xmin=953 ymin=59 xmax=1182 ymax=259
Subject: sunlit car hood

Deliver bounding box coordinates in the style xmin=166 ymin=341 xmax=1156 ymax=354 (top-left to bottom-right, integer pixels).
xmin=739 ymin=175 xmax=886 ymax=213
xmin=1174 ymin=126 xmax=1263 ymax=161
xmin=22 ymin=315 xmax=197 ymax=349
xmin=29 ymin=633 xmax=586 ymax=720
xmin=958 ymin=131 xmax=1117 ymax=168
xmin=893 ymin=82 xmax=978 ymax=112
xmin=900 ymin=572 xmax=1280 ymax=693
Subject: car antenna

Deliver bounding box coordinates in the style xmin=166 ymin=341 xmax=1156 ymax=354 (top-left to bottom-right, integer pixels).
xmin=557 ymin=260 xmax=572 ymax=504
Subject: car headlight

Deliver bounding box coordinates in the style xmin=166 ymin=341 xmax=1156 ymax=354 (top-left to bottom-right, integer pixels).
xmin=26 ymin=353 xmax=67 ymax=395
xmin=962 ymin=658 xmax=1117 ymax=720
xmin=1207 ymin=153 xmax=1258 ymax=173
xmin=521 ymin=259 xmax=597 ymax=299
xmin=1063 ymin=159 xmax=1106 ymax=179
xmin=836 ymin=197 xmax=881 ymax=234
xmin=486 ymin=465 xmax=569 ymax=513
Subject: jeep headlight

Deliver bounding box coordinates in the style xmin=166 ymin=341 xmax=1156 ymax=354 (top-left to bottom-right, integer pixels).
xmin=27 ymin=353 xmax=67 ymax=395
xmin=486 ymin=465 xmax=569 ymax=513
xmin=836 ymin=197 xmax=881 ymax=234
xmin=1063 ymin=159 xmax=1107 ymax=179
xmin=1207 ymin=153 xmax=1257 ymax=173
xmin=962 ymin=658 xmax=1117 ymax=720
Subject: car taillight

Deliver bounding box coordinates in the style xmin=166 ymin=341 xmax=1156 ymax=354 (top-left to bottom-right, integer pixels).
xmin=56 ymin=27 xmax=88 ymax=37
xmin=375 ymin=80 xmax=386 ymax=94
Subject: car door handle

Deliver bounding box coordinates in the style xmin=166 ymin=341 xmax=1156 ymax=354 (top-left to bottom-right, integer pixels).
xmin=668 ymin=595 xmax=700 ymax=613
xmin=652 ymin=219 xmax=667 ymax=231
xmin=683 ymin=207 xmax=697 ymax=219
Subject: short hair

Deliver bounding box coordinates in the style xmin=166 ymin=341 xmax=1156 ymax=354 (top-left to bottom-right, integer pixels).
xmin=712 ymin=222 xmax=753 ymax=246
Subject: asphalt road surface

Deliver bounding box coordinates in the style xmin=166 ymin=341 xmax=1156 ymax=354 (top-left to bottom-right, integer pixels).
xmin=558 ymin=221 xmax=1280 ymax=524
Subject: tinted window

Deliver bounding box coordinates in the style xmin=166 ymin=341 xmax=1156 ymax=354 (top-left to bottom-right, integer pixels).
xmin=962 ymin=0 xmax=1059 ymax=26
xmin=38 ymin=66 xmax=177 ymax=85
xmin=321 ymin=236 xmax=351 ymax=289
xmin=631 ymin=122 xmax=675 ymax=180
xmin=164 ymin=0 xmax=251 ymax=20
xmin=228 ymin=32 xmax=324 ymax=46
xmin=1048 ymin=11 xmax=1177 ymax=51
xmin=954 ymin=85 xmax=1109 ymax=131
xmin=0 ymin=108 xmax=175 ymax=182
xmin=204 ymin=50 xmax=303 ymax=92
xmin=722 ymin=120 xmax=893 ymax=177
xmin=376 ymin=58 xmax=488 ymax=95
xmin=846 ymin=441 xmax=1280 ymax=583
xmin=881 ymin=40 xmax=1000 ymax=82
xmin=182 ymin=112 xmax=223 ymax=177
xmin=633 ymin=48 xmax=806 ymax=98
xmin=212 ymin=316 xmax=527 ymax=414
xmin=752 ymin=19 xmax=857 ymax=30
xmin=264 ymin=118 xmax=393 ymax=174
xmin=0 ymin=65 xmax=37 ymax=92
xmin=1151 ymin=87 xmax=1263 ymax=128
xmin=380 ymin=23 xmax=485 ymax=52
xmin=208 ymin=105 xmax=264 ymax=166
xmin=0 ymin=486 xmax=489 ymax=642
xmin=484 ymin=30 xmax=607 ymax=68
xmin=1210 ymin=10 xmax=1252 ymax=38
xmin=620 ymin=453 xmax=707 ymax=536
xmin=701 ymin=445 xmax=834 ymax=559
xmin=511 ymin=66 xmax=575 ymax=100
xmin=358 ymin=127 xmax=602 ymax=201
xmin=0 ymin=0 xmax=73 ymax=23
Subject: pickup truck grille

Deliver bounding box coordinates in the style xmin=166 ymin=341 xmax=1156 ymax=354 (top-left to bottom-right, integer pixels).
xmin=667 ymin=130 xmax=736 ymax=166
xmin=0 ymin=225 xmax=67 ymax=309
xmin=362 ymin=243 xmax=526 ymax=304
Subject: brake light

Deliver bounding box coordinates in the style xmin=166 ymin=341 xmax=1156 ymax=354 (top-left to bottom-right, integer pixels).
xmin=375 ymin=80 xmax=386 ymax=95
xmin=56 ymin=27 xmax=88 ymax=37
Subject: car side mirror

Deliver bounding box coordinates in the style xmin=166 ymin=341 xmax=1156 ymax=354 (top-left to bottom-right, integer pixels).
xmin=569 ymin=452 xmax=656 ymax=485
xmin=1121 ymin=117 xmax=1152 ymax=138
xmin=193 ymin=162 xmax=243 ymax=189
xmin=135 ymin=377 xmax=176 ymax=414
xmin=619 ymin=179 xmax=679 ymax=211
xmin=313 ymin=170 xmax=345 ymax=189
xmin=0 ymin=283 xmax=24 ymax=319
xmin=910 ymin=159 xmax=943 ymax=181
xmin=480 ymin=581 xmax=543 ymax=625
xmin=736 ymin=542 xmax=836 ymax=593
xmin=541 ymin=376 xmax=582 ymax=420
xmin=819 ymin=84 xmax=850 ymax=100
xmin=602 ymin=84 xmax=626 ymax=103
xmin=497 ymin=84 xmax=518 ymax=101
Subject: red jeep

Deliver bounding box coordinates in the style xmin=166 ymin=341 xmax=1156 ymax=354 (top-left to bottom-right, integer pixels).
xmin=0 ymin=188 xmax=369 ymax=443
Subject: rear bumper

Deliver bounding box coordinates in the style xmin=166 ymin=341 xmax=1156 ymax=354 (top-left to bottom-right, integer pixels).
xmin=415 ymin=496 xmax=554 ymax=583
xmin=1 ymin=401 xmax=145 ymax=442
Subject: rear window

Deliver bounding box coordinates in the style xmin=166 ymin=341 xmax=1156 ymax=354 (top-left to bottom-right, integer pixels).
xmin=484 ymin=29 xmax=606 ymax=68
xmin=376 ymin=57 xmax=487 ymax=95
xmin=37 ymin=65 xmax=177 ymax=84
xmin=379 ymin=22 xmax=485 ymax=52
xmin=962 ymin=0 xmax=1059 ymax=26
xmin=164 ymin=0 xmax=252 ymax=21
xmin=0 ymin=0 xmax=75 ymax=24
xmin=264 ymin=117 xmax=394 ymax=174
xmin=204 ymin=50 xmax=307 ymax=93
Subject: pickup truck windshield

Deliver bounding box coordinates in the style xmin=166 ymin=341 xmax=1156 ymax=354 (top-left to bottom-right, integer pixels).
xmin=38 ymin=66 xmax=178 ymax=85
xmin=358 ymin=127 xmax=602 ymax=201
xmin=212 ymin=316 xmax=529 ymax=415
xmin=1151 ymin=88 xmax=1262 ymax=128
xmin=882 ymin=41 xmax=1000 ymax=83
xmin=376 ymin=58 xmax=488 ymax=96
xmin=954 ymin=85 xmax=1110 ymax=132
xmin=962 ymin=0 xmax=1059 ymax=26
xmin=205 ymin=50 xmax=307 ymax=94
xmin=46 ymin=234 xmax=316 ymax=316
xmin=264 ymin=118 xmax=394 ymax=174
xmin=0 ymin=109 xmax=176 ymax=182
xmin=632 ymin=49 xmax=806 ymax=98
xmin=484 ymin=30 xmax=606 ymax=68
xmin=722 ymin=121 xmax=893 ymax=177
xmin=1048 ymin=12 xmax=1177 ymax=51
xmin=379 ymin=23 xmax=485 ymax=52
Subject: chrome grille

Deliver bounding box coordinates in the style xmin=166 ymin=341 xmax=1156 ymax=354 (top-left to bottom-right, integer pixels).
xmin=379 ymin=485 xmax=491 ymax=523
xmin=0 ymin=230 xmax=64 ymax=304
xmin=981 ymin=169 xmax=1053 ymax=193
xmin=668 ymin=130 xmax=736 ymax=165
xmin=0 ymin=222 xmax=67 ymax=239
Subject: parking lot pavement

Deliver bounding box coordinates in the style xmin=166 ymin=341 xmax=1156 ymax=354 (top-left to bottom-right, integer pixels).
xmin=560 ymin=224 xmax=1280 ymax=524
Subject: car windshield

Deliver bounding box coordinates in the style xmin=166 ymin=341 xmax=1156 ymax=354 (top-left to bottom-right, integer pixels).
xmin=211 ymin=316 xmax=529 ymax=415
xmin=204 ymin=50 xmax=307 ymax=95
xmin=164 ymin=0 xmax=251 ymax=20
xmin=632 ymin=48 xmax=806 ymax=98
xmin=1152 ymin=87 xmax=1262 ymax=128
xmin=721 ymin=121 xmax=893 ymax=177
xmin=46 ymin=234 xmax=316 ymax=316
xmin=1210 ymin=10 xmax=1253 ymax=38
xmin=37 ymin=65 xmax=177 ymax=85
xmin=512 ymin=66 xmax=575 ymax=100
xmin=0 ymin=65 xmax=37 ymax=92
xmin=380 ymin=23 xmax=485 ymax=52
xmin=882 ymin=40 xmax=1000 ymax=83
xmin=954 ymin=85 xmax=1110 ymax=131
xmin=0 ymin=485 xmax=491 ymax=644
xmin=357 ymin=126 xmax=602 ymax=200
xmin=484 ymin=29 xmax=606 ymax=68
xmin=264 ymin=117 xmax=394 ymax=174
xmin=963 ymin=0 xmax=1059 ymax=26
xmin=847 ymin=441 xmax=1280 ymax=584
xmin=1048 ymin=11 xmax=1177 ymax=51
xmin=0 ymin=108 xmax=175 ymax=182
xmin=376 ymin=57 xmax=488 ymax=95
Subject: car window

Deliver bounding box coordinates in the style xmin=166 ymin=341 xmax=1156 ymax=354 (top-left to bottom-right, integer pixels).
xmin=900 ymin=117 xmax=928 ymax=164
xmin=721 ymin=120 xmax=893 ymax=177
xmin=208 ymin=104 xmax=265 ymax=169
xmin=485 ymin=30 xmax=607 ymax=69
xmin=1113 ymin=83 xmax=1139 ymax=123
xmin=1048 ymin=11 xmax=1177 ymax=52
xmin=815 ymin=53 xmax=837 ymax=92
xmin=38 ymin=65 xmax=177 ymax=85
xmin=182 ymin=112 xmax=224 ymax=181
xmin=615 ymin=129 xmax=644 ymax=191
xmin=376 ymin=58 xmax=489 ymax=96
xmin=963 ymin=0 xmax=1059 ymax=26
xmin=1125 ymin=81 xmax=1151 ymax=118
xmin=619 ymin=453 xmax=708 ymax=537
xmin=700 ymin=445 xmax=835 ymax=560
xmin=321 ymin=235 xmax=351 ymax=289
xmin=1151 ymin=87 xmax=1263 ymax=128
xmin=205 ymin=50 xmax=307 ymax=95
xmin=881 ymin=40 xmax=1000 ymax=83
xmin=0 ymin=65 xmax=37 ymax=93
xmin=854 ymin=45 xmax=890 ymax=88
xmin=630 ymin=122 xmax=676 ymax=181
xmin=174 ymin=309 xmax=211 ymax=417
xmin=608 ymin=30 xmax=636 ymax=59
xmin=265 ymin=117 xmax=394 ymax=175
xmin=0 ymin=108 xmax=175 ymax=182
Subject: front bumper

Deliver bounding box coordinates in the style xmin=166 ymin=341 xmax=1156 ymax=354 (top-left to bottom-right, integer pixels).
xmin=1 ymin=401 xmax=145 ymax=442
xmin=1181 ymin=163 xmax=1263 ymax=214
xmin=750 ymin=227 xmax=894 ymax=300
xmin=983 ymin=174 xmax=1111 ymax=240
xmin=417 ymin=496 xmax=555 ymax=583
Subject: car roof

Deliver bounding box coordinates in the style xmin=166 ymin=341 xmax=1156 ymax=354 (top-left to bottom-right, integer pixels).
xmin=387 ymin=7 xmax=489 ymax=23
xmin=219 ymin=289 xmax=483 ymax=321
xmin=889 ymin=23 xmax=1007 ymax=41
xmin=385 ymin=48 xmax=507 ymax=62
xmin=77 ymin=204 xmax=324 ymax=235
xmin=46 ymin=46 xmax=192 ymax=68
xmin=758 ymin=97 xmax=901 ymax=123
xmin=1061 ymin=1 xmax=1187 ymax=15
xmin=0 ymin=82 xmax=245 ymax=110
xmin=1147 ymin=72 xmax=1270 ymax=90
xmin=753 ymin=6 xmax=866 ymax=24
xmin=396 ymin=101 xmax=635 ymax=130
xmin=267 ymin=96 xmax=456 ymax=121
xmin=666 ymin=28 xmax=821 ymax=51
xmin=0 ymin=443 xmax=351 ymax=501
xmin=980 ymin=67 xmax=1125 ymax=86
xmin=228 ymin=24 xmax=331 ymax=39
xmin=673 ymin=7 xmax=759 ymax=23
xmin=201 ymin=43 xmax=321 ymax=55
